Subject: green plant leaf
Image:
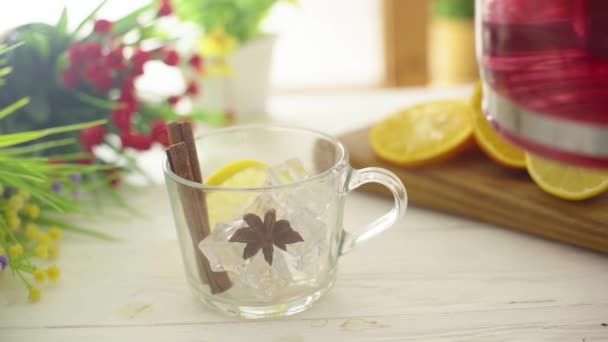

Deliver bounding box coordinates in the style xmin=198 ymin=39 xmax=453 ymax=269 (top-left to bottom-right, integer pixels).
xmin=69 ymin=90 xmax=119 ymax=110
xmin=0 ymin=119 xmax=106 ymax=148
xmin=0 ymin=138 xmax=76 ymax=155
xmin=0 ymin=66 xmax=12 ymax=78
xmin=73 ymin=0 xmax=109 ymax=37
xmin=57 ymin=6 xmax=69 ymax=34
xmin=111 ymin=3 xmax=155 ymax=36
xmin=35 ymin=216 xmax=119 ymax=241
xmin=0 ymin=42 xmax=24 ymax=55
xmin=0 ymin=97 xmax=29 ymax=119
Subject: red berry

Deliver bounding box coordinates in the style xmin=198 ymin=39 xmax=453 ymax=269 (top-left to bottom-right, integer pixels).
xmin=105 ymin=47 xmax=125 ymax=70
xmin=111 ymin=107 xmax=134 ymax=132
xmin=132 ymin=48 xmax=151 ymax=66
xmin=157 ymin=0 xmax=173 ymax=16
xmin=83 ymin=65 xmax=98 ymax=83
xmin=83 ymin=42 xmax=102 ymax=59
xmin=167 ymin=95 xmax=180 ymax=106
xmin=120 ymin=131 xmax=153 ymax=151
xmin=79 ymin=125 xmax=107 ymax=152
xmin=162 ymin=49 xmax=179 ymax=66
xmin=68 ymin=43 xmax=86 ymax=66
xmin=94 ymin=74 xmax=114 ymax=92
xmin=118 ymin=84 xmax=137 ymax=104
xmin=150 ymin=120 xmax=169 ymax=147
xmin=188 ymin=54 xmax=203 ymax=71
xmin=60 ymin=68 xmax=79 ymax=87
xmin=132 ymin=63 xmax=145 ymax=76
xmin=93 ymin=19 xmax=113 ymax=34
xmin=83 ymin=59 xmax=109 ymax=82
xmin=186 ymin=80 xmax=199 ymax=96
xmin=121 ymin=76 xmax=136 ymax=94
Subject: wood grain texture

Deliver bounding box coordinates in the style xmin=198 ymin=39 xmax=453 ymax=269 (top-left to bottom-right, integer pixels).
xmin=340 ymin=127 xmax=608 ymax=253
xmin=1 ymin=185 xmax=607 ymax=341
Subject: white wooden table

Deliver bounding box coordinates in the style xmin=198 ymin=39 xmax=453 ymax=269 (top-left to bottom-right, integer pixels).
xmin=2 ymin=87 xmax=608 ymax=341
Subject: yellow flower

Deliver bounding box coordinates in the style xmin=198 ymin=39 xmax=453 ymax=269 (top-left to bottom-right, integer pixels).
xmin=49 ymin=227 xmax=62 ymax=241
xmin=28 ymin=287 xmax=41 ymax=302
xmin=6 ymin=211 xmax=21 ymax=231
xmin=199 ymin=27 xmax=238 ymax=58
xmin=205 ymin=60 xmax=234 ymax=77
xmin=8 ymin=243 xmax=23 ymax=259
xmin=33 ymin=268 xmax=46 ymax=283
xmin=37 ymin=233 xmax=51 ymax=246
xmin=48 ymin=244 xmax=60 ymax=259
xmin=7 ymin=195 xmax=24 ymax=211
xmin=34 ymin=244 xmax=48 ymax=260
xmin=17 ymin=189 xmax=30 ymax=200
xmin=47 ymin=265 xmax=61 ymax=282
xmin=22 ymin=203 xmax=40 ymax=219
xmin=25 ymin=222 xmax=40 ymax=240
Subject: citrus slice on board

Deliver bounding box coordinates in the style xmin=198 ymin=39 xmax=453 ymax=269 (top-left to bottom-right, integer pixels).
xmin=526 ymin=153 xmax=608 ymax=200
xmin=204 ymin=159 xmax=268 ymax=230
xmin=369 ymin=100 xmax=474 ymax=167
xmin=471 ymin=82 xmax=526 ymax=169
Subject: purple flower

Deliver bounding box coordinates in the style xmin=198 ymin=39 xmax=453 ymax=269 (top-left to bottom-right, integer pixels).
xmin=69 ymin=173 xmax=82 ymax=183
xmin=52 ymin=180 xmax=62 ymax=193
xmin=4 ymin=186 xmax=16 ymax=198
xmin=72 ymin=188 xmax=81 ymax=199
xmin=0 ymin=254 xmax=8 ymax=271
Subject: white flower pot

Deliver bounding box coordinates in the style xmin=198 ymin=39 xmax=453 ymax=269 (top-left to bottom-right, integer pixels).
xmin=196 ymin=35 xmax=276 ymax=121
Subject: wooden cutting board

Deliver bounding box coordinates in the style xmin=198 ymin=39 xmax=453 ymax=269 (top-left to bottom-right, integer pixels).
xmin=339 ymin=127 xmax=608 ymax=253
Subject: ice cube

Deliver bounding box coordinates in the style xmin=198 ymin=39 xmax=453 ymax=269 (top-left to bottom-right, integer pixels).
xmin=239 ymin=191 xmax=289 ymax=220
xmin=198 ymin=220 xmax=249 ymax=274
xmin=199 ymin=158 xmax=334 ymax=296
xmin=284 ymin=181 xmax=333 ymax=219
xmin=266 ymin=158 xmax=309 ymax=185
xmin=264 ymin=158 xmax=334 ymax=216
xmin=283 ymin=207 xmax=327 ymax=271
xmin=198 ymin=217 xmax=297 ymax=298
xmin=237 ymin=249 xmax=292 ymax=299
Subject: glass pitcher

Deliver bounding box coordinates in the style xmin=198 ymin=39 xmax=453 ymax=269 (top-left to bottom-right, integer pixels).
xmin=476 ymin=0 xmax=608 ymax=168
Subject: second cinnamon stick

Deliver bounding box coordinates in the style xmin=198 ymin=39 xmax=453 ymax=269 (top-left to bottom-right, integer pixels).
xmin=166 ymin=125 xmax=232 ymax=294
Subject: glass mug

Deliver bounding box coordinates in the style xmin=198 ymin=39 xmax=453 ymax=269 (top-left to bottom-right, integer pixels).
xmin=477 ymin=0 xmax=608 ymax=168
xmin=163 ymin=126 xmax=407 ymax=318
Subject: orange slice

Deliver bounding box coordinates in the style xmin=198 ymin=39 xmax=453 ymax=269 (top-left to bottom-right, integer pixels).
xmin=471 ymin=82 xmax=526 ymax=169
xmin=370 ymin=100 xmax=474 ymax=167
xmin=526 ymin=153 xmax=608 ymax=200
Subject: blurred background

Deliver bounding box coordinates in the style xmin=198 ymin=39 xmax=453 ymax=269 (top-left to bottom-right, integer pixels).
xmin=2 ymin=0 xmax=476 ymax=92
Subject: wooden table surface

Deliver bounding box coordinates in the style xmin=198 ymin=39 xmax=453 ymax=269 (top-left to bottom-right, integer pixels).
xmin=2 ymin=87 xmax=607 ymax=341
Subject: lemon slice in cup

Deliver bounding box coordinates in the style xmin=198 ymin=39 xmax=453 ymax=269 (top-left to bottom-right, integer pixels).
xmin=204 ymin=159 xmax=268 ymax=230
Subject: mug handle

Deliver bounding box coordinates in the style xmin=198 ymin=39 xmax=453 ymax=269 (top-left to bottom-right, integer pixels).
xmin=339 ymin=167 xmax=408 ymax=255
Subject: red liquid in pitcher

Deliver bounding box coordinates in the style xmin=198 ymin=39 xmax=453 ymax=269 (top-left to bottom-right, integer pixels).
xmin=478 ymin=0 xmax=608 ymax=168
xmin=481 ymin=0 xmax=608 ymax=125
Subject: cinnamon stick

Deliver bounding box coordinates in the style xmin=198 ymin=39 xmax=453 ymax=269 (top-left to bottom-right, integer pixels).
xmin=166 ymin=123 xmax=232 ymax=294
xmin=180 ymin=121 xmax=203 ymax=184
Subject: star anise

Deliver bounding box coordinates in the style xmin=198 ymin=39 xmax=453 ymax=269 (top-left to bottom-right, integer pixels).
xmin=228 ymin=209 xmax=304 ymax=265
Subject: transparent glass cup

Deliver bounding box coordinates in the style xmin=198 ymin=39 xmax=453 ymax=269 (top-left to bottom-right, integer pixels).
xmin=163 ymin=125 xmax=407 ymax=318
